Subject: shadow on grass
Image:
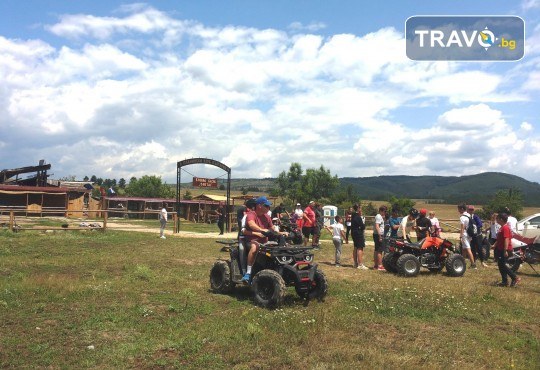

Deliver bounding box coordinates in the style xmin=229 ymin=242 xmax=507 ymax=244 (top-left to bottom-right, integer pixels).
xmin=208 ymin=284 xmax=322 ymax=309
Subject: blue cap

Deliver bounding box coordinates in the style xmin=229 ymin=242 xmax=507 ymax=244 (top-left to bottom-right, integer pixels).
xmin=255 ymin=196 xmax=271 ymax=207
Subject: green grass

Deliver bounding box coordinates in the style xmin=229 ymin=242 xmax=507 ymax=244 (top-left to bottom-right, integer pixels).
xmin=0 ymin=229 xmax=539 ymax=369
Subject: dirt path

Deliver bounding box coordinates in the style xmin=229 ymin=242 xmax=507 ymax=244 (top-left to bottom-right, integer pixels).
xmin=105 ymin=222 xmax=462 ymax=242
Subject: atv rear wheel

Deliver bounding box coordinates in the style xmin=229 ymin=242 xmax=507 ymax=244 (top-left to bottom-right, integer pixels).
xmin=396 ymin=254 xmax=420 ymax=277
xmin=307 ymin=269 xmax=328 ymax=301
xmin=506 ymin=258 xmax=521 ymax=273
xmin=209 ymin=260 xmax=233 ymax=293
xmin=252 ymin=269 xmax=286 ymax=309
xmin=445 ymin=254 xmax=467 ymax=277
xmin=382 ymin=252 xmax=399 ymax=273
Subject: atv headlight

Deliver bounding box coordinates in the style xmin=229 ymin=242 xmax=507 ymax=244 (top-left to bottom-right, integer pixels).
xmin=304 ymin=254 xmax=313 ymax=262
xmin=276 ymin=256 xmax=294 ymax=264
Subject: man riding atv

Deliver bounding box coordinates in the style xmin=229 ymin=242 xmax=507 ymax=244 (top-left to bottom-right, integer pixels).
xmin=242 ymin=196 xmax=279 ymax=283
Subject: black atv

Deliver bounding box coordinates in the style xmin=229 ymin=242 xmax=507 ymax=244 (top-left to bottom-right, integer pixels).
xmin=383 ymin=236 xmax=466 ymax=277
xmin=209 ymin=229 xmax=328 ymax=308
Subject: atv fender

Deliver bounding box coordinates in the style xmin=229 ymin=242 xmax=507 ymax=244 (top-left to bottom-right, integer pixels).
xmin=281 ymin=263 xmax=318 ymax=292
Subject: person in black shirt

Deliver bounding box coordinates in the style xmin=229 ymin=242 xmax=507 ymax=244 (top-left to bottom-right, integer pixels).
xmin=351 ymin=203 xmax=368 ymax=269
xmin=415 ymin=209 xmax=432 ymax=241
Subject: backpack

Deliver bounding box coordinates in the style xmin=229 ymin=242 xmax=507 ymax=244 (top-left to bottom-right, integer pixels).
xmin=465 ymin=215 xmax=477 ymax=237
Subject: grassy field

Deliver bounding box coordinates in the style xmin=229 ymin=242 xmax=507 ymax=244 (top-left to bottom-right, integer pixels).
xmin=1 ymin=229 xmax=539 ymax=369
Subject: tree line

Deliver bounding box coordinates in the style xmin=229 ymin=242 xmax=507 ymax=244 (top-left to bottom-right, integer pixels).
xmin=81 ymin=162 xmax=524 ymax=218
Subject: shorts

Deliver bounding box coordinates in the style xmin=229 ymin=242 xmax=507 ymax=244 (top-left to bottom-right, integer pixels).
xmin=373 ymin=233 xmax=385 ymax=252
xmin=461 ymin=236 xmax=471 ymax=249
xmin=313 ymin=225 xmax=321 ymax=236
xmin=351 ymin=233 xmax=365 ymax=250
xmin=302 ymin=226 xmax=314 ymax=238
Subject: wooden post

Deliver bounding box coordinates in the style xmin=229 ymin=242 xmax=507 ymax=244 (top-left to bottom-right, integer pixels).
xmin=173 ymin=213 xmax=178 ymax=234
xmin=103 ymin=210 xmax=108 ymax=231
xmin=9 ymin=211 xmax=14 ymax=231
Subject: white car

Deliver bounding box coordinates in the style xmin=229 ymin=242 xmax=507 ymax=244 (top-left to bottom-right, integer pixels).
xmin=517 ymin=213 xmax=540 ymax=237
xmin=512 ymin=213 xmax=540 ymax=247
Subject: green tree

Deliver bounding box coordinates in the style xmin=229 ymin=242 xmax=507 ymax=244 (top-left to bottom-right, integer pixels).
xmin=388 ymin=196 xmax=416 ymax=215
xmin=277 ymin=163 xmax=339 ymax=205
xmin=480 ymin=188 xmax=524 ymax=219
xmin=184 ymin=189 xmax=193 ymax=200
xmin=362 ymin=201 xmax=377 ymax=216
xmin=126 ymin=175 xmax=174 ymax=198
xmin=83 ymin=176 xmax=89 ymax=181
xmin=90 ymin=175 xmax=97 ymax=183
xmin=118 ymin=178 xmax=126 ymax=188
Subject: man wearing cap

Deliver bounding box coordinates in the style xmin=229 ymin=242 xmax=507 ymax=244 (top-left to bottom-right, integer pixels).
xmin=415 ymin=209 xmax=432 ymax=241
xmin=242 ymin=196 xmax=274 ymax=283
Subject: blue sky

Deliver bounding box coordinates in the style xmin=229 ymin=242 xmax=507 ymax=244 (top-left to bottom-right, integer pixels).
xmin=0 ymin=0 xmax=539 ymax=184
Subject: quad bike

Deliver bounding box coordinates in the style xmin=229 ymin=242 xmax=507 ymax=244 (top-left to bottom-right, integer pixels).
xmin=383 ymin=236 xmax=466 ymax=277
xmin=209 ymin=227 xmax=327 ymax=308
xmin=505 ymin=234 xmax=540 ymax=273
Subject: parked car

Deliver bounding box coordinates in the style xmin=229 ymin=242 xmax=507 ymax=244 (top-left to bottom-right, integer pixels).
xmin=516 ymin=213 xmax=540 ymax=236
xmin=512 ymin=213 xmax=540 ymax=247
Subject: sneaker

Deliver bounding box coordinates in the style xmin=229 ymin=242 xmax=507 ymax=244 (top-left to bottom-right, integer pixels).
xmin=495 ymin=281 xmax=508 ymax=287
xmin=510 ymin=277 xmax=521 ymax=287
xmin=335 ymin=264 xmax=341 ymax=267
xmin=373 ymin=265 xmax=378 ymax=270
xmin=241 ymin=273 xmax=251 ymax=284
xmin=357 ymin=264 xmax=369 ymax=270
xmin=377 ymin=266 xmax=386 ymax=271
xmin=481 ymin=262 xmax=489 ymax=268
xmin=470 ymin=263 xmax=477 ymax=270
xmin=160 ymin=236 xmax=166 ymax=239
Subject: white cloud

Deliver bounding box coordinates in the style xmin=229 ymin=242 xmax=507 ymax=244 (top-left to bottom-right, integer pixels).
xmin=0 ymin=5 xmax=539 ymax=183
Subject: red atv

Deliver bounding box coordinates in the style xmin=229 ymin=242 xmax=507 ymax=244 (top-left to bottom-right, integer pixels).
xmin=383 ymin=236 xmax=466 ymax=277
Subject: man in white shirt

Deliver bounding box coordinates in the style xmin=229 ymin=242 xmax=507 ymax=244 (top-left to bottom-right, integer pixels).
xmin=159 ymin=202 xmax=168 ymax=239
xmin=505 ymin=207 xmax=518 ymax=233
xmin=458 ymin=204 xmax=476 ymax=269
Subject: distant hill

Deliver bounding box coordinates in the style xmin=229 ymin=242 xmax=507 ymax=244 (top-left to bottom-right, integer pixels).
xmin=181 ymin=172 xmax=540 ymax=206
xmin=341 ymin=172 xmax=540 ymax=206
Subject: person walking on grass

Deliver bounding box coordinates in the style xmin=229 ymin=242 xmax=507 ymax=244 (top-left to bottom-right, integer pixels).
xmin=216 ymin=203 xmax=225 ymax=235
xmin=326 ymin=215 xmax=346 ymax=267
xmin=159 ymin=202 xmax=168 ymax=239
xmin=458 ymin=204 xmax=477 ymax=269
xmin=351 ymin=204 xmax=368 ymax=269
xmin=492 ymin=213 xmax=521 ymax=287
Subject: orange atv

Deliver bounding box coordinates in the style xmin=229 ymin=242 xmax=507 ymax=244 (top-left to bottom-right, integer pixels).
xmin=383 ymin=236 xmax=466 ymax=277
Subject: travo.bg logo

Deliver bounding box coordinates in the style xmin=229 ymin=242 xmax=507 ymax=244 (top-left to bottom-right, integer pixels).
xmin=414 ymin=26 xmax=515 ymax=50
xmin=406 ymin=16 xmax=524 ymax=61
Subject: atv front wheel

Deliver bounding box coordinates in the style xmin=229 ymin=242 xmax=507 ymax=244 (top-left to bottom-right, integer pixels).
xmin=396 ymin=254 xmax=420 ymax=277
xmin=252 ymin=269 xmax=286 ymax=309
xmin=209 ymin=260 xmax=234 ymax=293
xmin=307 ymin=269 xmax=328 ymax=301
xmin=382 ymin=252 xmax=399 ymax=273
xmin=445 ymin=254 xmax=467 ymax=277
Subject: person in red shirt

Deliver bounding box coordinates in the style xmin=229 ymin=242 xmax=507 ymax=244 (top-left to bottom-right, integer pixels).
xmin=492 ymin=213 xmax=521 ymax=287
xmin=302 ymin=201 xmax=316 ymax=246
xmin=242 ymin=196 xmax=274 ymax=283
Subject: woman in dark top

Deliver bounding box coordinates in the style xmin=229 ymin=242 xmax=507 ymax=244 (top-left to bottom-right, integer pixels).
xmin=351 ymin=204 xmax=368 ymax=269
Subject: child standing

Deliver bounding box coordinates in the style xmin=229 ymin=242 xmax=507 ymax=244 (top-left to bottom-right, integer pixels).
xmin=492 ymin=213 xmax=521 ymax=287
xmin=326 ymin=215 xmax=346 ymax=267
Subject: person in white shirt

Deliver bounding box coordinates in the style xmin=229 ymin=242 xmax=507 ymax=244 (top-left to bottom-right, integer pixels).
xmin=373 ymin=206 xmax=388 ymax=270
xmin=504 ymin=207 xmax=518 ymax=234
xmin=326 ymin=215 xmax=346 ymax=267
xmin=159 ymin=202 xmax=168 ymax=239
xmin=458 ymin=204 xmax=476 ymax=269
xmin=428 ymin=211 xmax=441 ymax=237
xmin=400 ymin=209 xmax=418 ymax=241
